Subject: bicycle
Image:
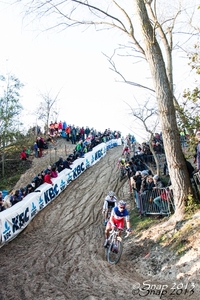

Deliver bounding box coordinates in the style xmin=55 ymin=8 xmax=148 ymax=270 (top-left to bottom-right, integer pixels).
xmin=105 ymin=227 xmax=130 ymax=264
xmin=124 ymin=151 xmax=130 ymax=161
xmin=119 ymin=165 xmax=126 ymax=181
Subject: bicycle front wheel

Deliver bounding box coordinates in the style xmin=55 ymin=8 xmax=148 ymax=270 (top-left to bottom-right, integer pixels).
xmin=107 ymin=239 xmax=123 ymax=264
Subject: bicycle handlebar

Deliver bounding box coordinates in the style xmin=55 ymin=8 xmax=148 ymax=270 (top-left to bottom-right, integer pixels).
xmin=111 ymin=226 xmax=131 ymax=237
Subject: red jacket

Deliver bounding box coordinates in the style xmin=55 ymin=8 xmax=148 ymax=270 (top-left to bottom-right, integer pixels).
xmin=80 ymin=127 xmax=85 ymax=135
xmin=44 ymin=174 xmax=53 ymax=185
xmin=20 ymin=151 xmax=27 ymax=160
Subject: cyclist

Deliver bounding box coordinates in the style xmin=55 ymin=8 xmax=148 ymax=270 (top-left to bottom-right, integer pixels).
xmin=117 ymin=157 xmax=127 ymax=180
xmin=104 ymin=200 xmax=131 ymax=247
xmin=117 ymin=157 xmax=126 ymax=168
xmin=122 ymin=145 xmax=130 ymax=155
xmin=102 ymin=191 xmax=117 ymax=226
xmin=122 ymin=145 xmax=131 ymax=162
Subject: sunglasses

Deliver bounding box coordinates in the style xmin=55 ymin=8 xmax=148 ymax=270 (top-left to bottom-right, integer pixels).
xmin=119 ymin=206 xmax=125 ymax=210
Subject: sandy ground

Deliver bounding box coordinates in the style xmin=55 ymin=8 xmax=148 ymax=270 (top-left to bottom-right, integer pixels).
xmin=0 ymin=138 xmax=199 ymax=300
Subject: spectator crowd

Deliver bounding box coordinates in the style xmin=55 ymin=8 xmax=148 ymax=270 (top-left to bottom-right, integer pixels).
xmin=1 ymin=121 xmax=122 ymax=211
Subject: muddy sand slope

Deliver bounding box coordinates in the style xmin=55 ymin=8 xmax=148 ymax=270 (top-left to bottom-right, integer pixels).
xmin=0 ymin=145 xmax=198 ymax=300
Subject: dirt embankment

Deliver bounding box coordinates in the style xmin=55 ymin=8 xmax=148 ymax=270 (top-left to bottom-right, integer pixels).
xmin=0 ymin=139 xmax=199 ymax=300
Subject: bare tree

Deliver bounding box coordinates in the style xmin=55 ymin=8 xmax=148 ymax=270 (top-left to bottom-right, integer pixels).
xmin=16 ymin=0 xmax=200 ymax=222
xmin=35 ymin=89 xmax=61 ymax=134
xmin=124 ymin=99 xmax=162 ymax=175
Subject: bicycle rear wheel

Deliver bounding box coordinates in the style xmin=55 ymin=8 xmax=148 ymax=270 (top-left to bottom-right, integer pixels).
xmin=120 ymin=168 xmax=125 ymax=181
xmin=107 ymin=239 xmax=123 ymax=264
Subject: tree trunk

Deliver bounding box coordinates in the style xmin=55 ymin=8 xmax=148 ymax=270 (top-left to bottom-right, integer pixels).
xmin=134 ymin=0 xmax=192 ymax=221
xmin=148 ymin=135 xmax=160 ymax=176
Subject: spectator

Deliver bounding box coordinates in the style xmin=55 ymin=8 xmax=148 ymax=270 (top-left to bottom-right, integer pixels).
xmin=71 ymin=126 xmax=76 ymax=144
xmin=0 ymin=198 xmax=5 ymax=212
xmin=44 ymin=171 xmax=54 ymax=186
xmin=57 ymin=162 xmax=65 ymax=173
xmin=185 ymin=158 xmax=195 ymax=179
xmin=44 ymin=165 xmax=52 ymax=174
xmin=41 ymin=170 xmax=45 ymax=182
xmin=0 ymin=192 xmax=6 ymax=212
xmin=51 ymin=166 xmax=58 ymax=178
xmin=137 ymin=146 xmax=144 ymax=156
xmin=33 ymin=142 xmax=39 ymax=158
xmin=140 ymin=170 xmax=149 ymax=193
xmin=143 ymin=176 xmax=155 ymax=193
xmin=75 ymin=140 xmax=84 ymax=158
xmin=33 ymin=173 xmax=44 ymax=189
xmin=65 ymin=125 xmax=71 ymax=141
xmin=10 ymin=190 xmax=22 ymax=206
xmin=25 ymin=183 xmax=35 ymax=195
xmin=58 ymin=121 xmax=63 ymax=132
xmin=67 ymin=153 xmax=74 ymax=163
xmin=63 ymin=158 xmax=73 ymax=170
xmin=85 ymin=126 xmax=90 ymax=138
xmin=80 ymin=126 xmax=85 ymax=141
xmin=20 ymin=150 xmax=27 ymax=160
xmin=153 ymin=188 xmax=171 ymax=214
xmin=25 ymin=147 xmax=31 ymax=158
xmin=19 ymin=187 xmax=27 ymax=199
xmin=83 ymin=145 xmax=88 ymax=154
xmin=36 ymin=137 xmax=44 ymax=158
xmin=54 ymin=121 xmax=59 ymax=136
xmin=153 ymin=175 xmax=165 ymax=189
xmin=62 ymin=121 xmax=67 ymax=132
xmin=76 ymin=126 xmax=80 ymax=142
xmin=55 ymin=157 xmax=64 ymax=168
xmin=49 ymin=121 xmax=55 ymax=136
xmin=3 ymin=195 xmax=11 ymax=209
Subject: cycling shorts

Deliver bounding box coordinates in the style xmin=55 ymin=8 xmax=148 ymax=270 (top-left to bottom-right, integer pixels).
xmin=109 ymin=217 xmax=124 ymax=229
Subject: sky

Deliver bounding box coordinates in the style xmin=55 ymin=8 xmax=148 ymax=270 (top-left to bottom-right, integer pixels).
xmin=0 ymin=1 xmax=199 ymax=143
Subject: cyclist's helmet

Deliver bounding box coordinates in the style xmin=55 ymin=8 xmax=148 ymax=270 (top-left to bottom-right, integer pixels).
xmin=118 ymin=200 xmax=126 ymax=208
xmin=108 ymin=191 xmax=115 ymax=197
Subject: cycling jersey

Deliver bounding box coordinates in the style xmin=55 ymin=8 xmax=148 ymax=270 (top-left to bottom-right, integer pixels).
xmin=109 ymin=206 xmax=129 ymax=228
xmin=103 ymin=195 xmax=117 ymax=210
xmin=111 ymin=206 xmax=129 ymax=221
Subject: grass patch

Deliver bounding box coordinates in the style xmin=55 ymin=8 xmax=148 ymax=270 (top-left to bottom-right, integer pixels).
xmin=130 ymin=209 xmax=162 ymax=233
xmin=0 ymin=154 xmax=33 ymax=191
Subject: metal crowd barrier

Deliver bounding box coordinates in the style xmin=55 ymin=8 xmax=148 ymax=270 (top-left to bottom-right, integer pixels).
xmin=134 ymin=187 xmax=175 ymax=216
